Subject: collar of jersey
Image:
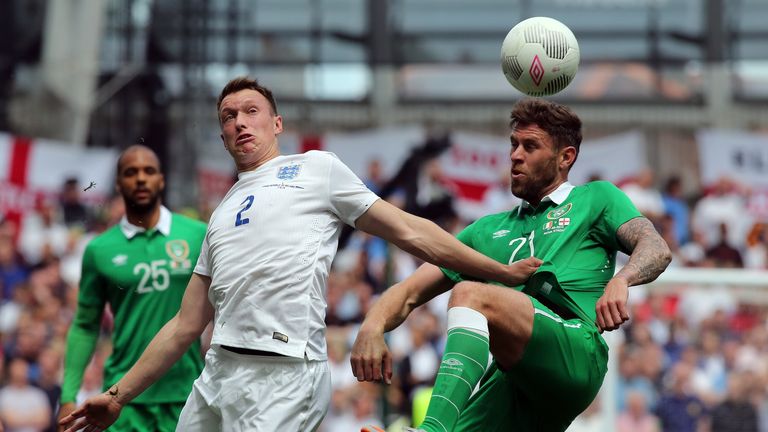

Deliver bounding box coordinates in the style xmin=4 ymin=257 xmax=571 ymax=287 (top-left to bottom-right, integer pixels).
xmin=120 ymin=206 xmax=172 ymax=239
xmin=236 ymin=154 xmax=286 ymax=180
xmin=517 ymin=181 xmax=574 ymax=216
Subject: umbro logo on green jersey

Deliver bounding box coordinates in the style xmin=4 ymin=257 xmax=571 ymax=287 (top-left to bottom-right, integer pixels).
xmin=112 ymin=254 xmax=128 ymax=266
xmin=441 ymin=358 xmax=464 ymax=372
xmin=442 ymin=358 xmax=463 ymax=367
xmin=492 ymin=230 xmax=510 ymax=239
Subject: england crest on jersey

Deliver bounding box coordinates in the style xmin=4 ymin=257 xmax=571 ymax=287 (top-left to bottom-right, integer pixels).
xmin=277 ymin=164 xmax=302 ymax=181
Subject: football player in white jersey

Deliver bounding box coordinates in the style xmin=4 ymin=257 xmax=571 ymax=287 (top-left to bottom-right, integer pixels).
xmin=62 ymin=77 xmax=541 ymax=432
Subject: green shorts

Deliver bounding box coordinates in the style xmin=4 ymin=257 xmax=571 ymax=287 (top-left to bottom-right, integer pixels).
xmin=109 ymin=402 xmax=184 ymax=432
xmin=454 ymin=297 xmax=608 ymax=432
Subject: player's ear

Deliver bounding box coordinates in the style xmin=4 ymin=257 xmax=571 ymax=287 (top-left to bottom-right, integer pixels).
xmin=560 ymin=146 xmax=577 ymax=170
xmin=273 ymin=115 xmax=283 ymax=135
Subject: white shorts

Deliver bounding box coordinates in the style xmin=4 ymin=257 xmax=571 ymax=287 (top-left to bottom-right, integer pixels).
xmin=176 ymin=345 xmax=331 ymax=432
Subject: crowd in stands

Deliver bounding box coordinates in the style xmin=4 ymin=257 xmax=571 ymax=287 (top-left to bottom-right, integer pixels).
xmin=0 ymin=158 xmax=767 ymax=431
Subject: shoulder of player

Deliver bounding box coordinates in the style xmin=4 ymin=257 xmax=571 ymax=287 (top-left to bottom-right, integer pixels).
xmin=466 ymin=210 xmax=513 ymax=231
xmin=301 ymin=150 xmax=350 ymax=167
xmin=84 ymin=225 xmax=124 ymax=249
xmin=578 ymin=180 xmax=621 ymax=193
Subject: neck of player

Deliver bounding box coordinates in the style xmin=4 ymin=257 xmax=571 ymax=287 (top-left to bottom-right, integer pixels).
xmin=127 ymin=204 xmax=161 ymax=230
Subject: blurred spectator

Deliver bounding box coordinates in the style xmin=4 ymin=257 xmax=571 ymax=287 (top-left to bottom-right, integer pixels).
xmin=34 ymin=349 xmax=61 ymax=432
xmin=678 ymin=229 xmax=708 ymax=267
xmin=378 ymin=131 xmax=452 ymax=220
xmin=744 ymin=223 xmax=767 ymax=270
xmin=75 ymin=358 xmax=103 ymax=406
xmin=663 ymin=315 xmax=693 ymax=366
xmin=617 ymin=390 xmax=661 ymax=432
xmin=7 ymin=317 xmax=48 ymax=370
xmin=622 ymin=168 xmax=665 ymax=224
xmin=661 ymin=176 xmax=691 ymax=246
xmin=678 ymin=286 xmax=737 ymax=329
xmin=0 ymin=237 xmax=29 ymax=303
xmin=326 ymin=249 xmax=374 ymax=326
xmin=617 ymin=348 xmax=659 ymax=411
xmin=398 ymin=309 xmax=440 ymax=412
xmin=658 ymin=214 xmax=681 ymax=259
xmin=345 ymin=231 xmax=389 ymax=294
xmin=0 ymin=357 xmax=51 ymax=432
xmin=654 ymin=362 xmax=708 ymax=432
xmin=692 ymin=177 xmax=752 ymax=250
xmin=18 ymin=199 xmax=69 ymax=266
xmin=363 ymin=159 xmax=386 ymax=195
xmin=694 ymin=329 xmax=728 ymax=403
xmin=321 ymin=383 xmax=384 ymax=432
xmin=706 ymin=223 xmax=744 ymax=268
xmin=710 ymin=371 xmax=759 ymax=432
xmin=59 ymin=178 xmax=89 ymax=228
xmin=415 ymin=158 xmax=456 ymax=226
xmin=327 ymin=328 xmax=357 ymax=392
xmin=566 ymin=397 xmax=606 ymax=432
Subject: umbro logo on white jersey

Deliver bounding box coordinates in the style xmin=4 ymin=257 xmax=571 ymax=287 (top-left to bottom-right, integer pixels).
xmin=492 ymin=230 xmax=510 ymax=239
xmin=112 ymin=254 xmax=128 ymax=266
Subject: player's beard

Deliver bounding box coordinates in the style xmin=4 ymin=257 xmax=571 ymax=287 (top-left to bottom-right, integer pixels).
xmin=510 ymin=156 xmax=559 ymax=204
xmin=125 ymin=192 xmax=161 ymax=216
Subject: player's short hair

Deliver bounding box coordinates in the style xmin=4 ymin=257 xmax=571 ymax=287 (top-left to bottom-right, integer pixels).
xmin=509 ymin=98 xmax=582 ymax=157
xmin=216 ymin=77 xmax=279 ymax=119
xmin=116 ymin=145 xmax=161 ymax=175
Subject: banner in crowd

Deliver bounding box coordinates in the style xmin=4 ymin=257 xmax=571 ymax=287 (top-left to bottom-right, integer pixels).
xmin=197 ymin=127 xmax=648 ymax=222
xmin=698 ymin=129 xmax=768 ymax=188
xmin=698 ymin=129 xmax=768 ymax=219
xmin=0 ymin=132 xmax=117 ymax=226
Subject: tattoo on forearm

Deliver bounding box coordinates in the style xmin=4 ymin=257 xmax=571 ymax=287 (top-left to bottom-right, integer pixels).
xmin=615 ymin=218 xmax=672 ymax=286
xmin=108 ymin=385 xmax=119 ymax=399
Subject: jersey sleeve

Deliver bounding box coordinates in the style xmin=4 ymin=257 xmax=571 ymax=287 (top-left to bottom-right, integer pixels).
xmin=193 ymin=232 xmax=211 ymax=277
xmin=590 ymin=181 xmax=644 ymax=250
xmin=325 ymin=152 xmax=380 ymax=227
xmin=61 ymin=242 xmax=106 ymax=403
xmin=439 ymin=223 xmax=476 ymax=283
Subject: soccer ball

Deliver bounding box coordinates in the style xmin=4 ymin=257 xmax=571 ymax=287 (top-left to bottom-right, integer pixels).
xmin=501 ymin=17 xmax=580 ymax=97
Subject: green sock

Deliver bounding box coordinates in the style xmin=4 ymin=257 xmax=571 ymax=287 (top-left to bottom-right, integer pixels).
xmin=419 ymin=307 xmax=489 ymax=432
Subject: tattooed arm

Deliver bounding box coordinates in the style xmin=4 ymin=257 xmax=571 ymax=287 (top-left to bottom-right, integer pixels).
xmin=595 ymin=217 xmax=672 ymax=332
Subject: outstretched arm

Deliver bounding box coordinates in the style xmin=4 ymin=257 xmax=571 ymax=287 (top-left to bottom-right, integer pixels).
xmin=355 ymin=199 xmax=540 ymax=287
xmin=61 ymin=273 xmax=214 ymax=432
xmin=596 ymin=217 xmax=672 ymax=332
xmin=351 ymin=263 xmax=453 ymax=383
xmin=58 ymin=246 xmax=106 ymax=432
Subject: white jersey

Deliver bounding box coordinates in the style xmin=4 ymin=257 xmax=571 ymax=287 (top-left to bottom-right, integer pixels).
xmin=195 ymin=151 xmax=379 ymax=360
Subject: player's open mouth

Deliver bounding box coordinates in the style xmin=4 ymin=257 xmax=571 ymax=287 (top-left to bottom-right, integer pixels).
xmin=236 ymin=134 xmax=254 ymax=146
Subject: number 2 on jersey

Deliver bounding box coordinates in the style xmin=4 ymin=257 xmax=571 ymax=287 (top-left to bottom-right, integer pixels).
xmin=235 ymin=195 xmax=255 ymax=226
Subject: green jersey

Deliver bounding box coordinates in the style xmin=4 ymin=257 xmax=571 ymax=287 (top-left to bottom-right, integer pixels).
xmin=443 ymin=181 xmax=642 ymax=324
xmin=62 ymin=208 xmax=206 ymax=404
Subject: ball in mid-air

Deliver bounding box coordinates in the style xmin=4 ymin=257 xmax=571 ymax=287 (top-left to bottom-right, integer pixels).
xmin=501 ymin=17 xmax=580 ymax=97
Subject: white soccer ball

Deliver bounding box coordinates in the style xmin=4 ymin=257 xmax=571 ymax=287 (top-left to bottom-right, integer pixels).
xmin=500 ymin=17 xmax=580 ymax=97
